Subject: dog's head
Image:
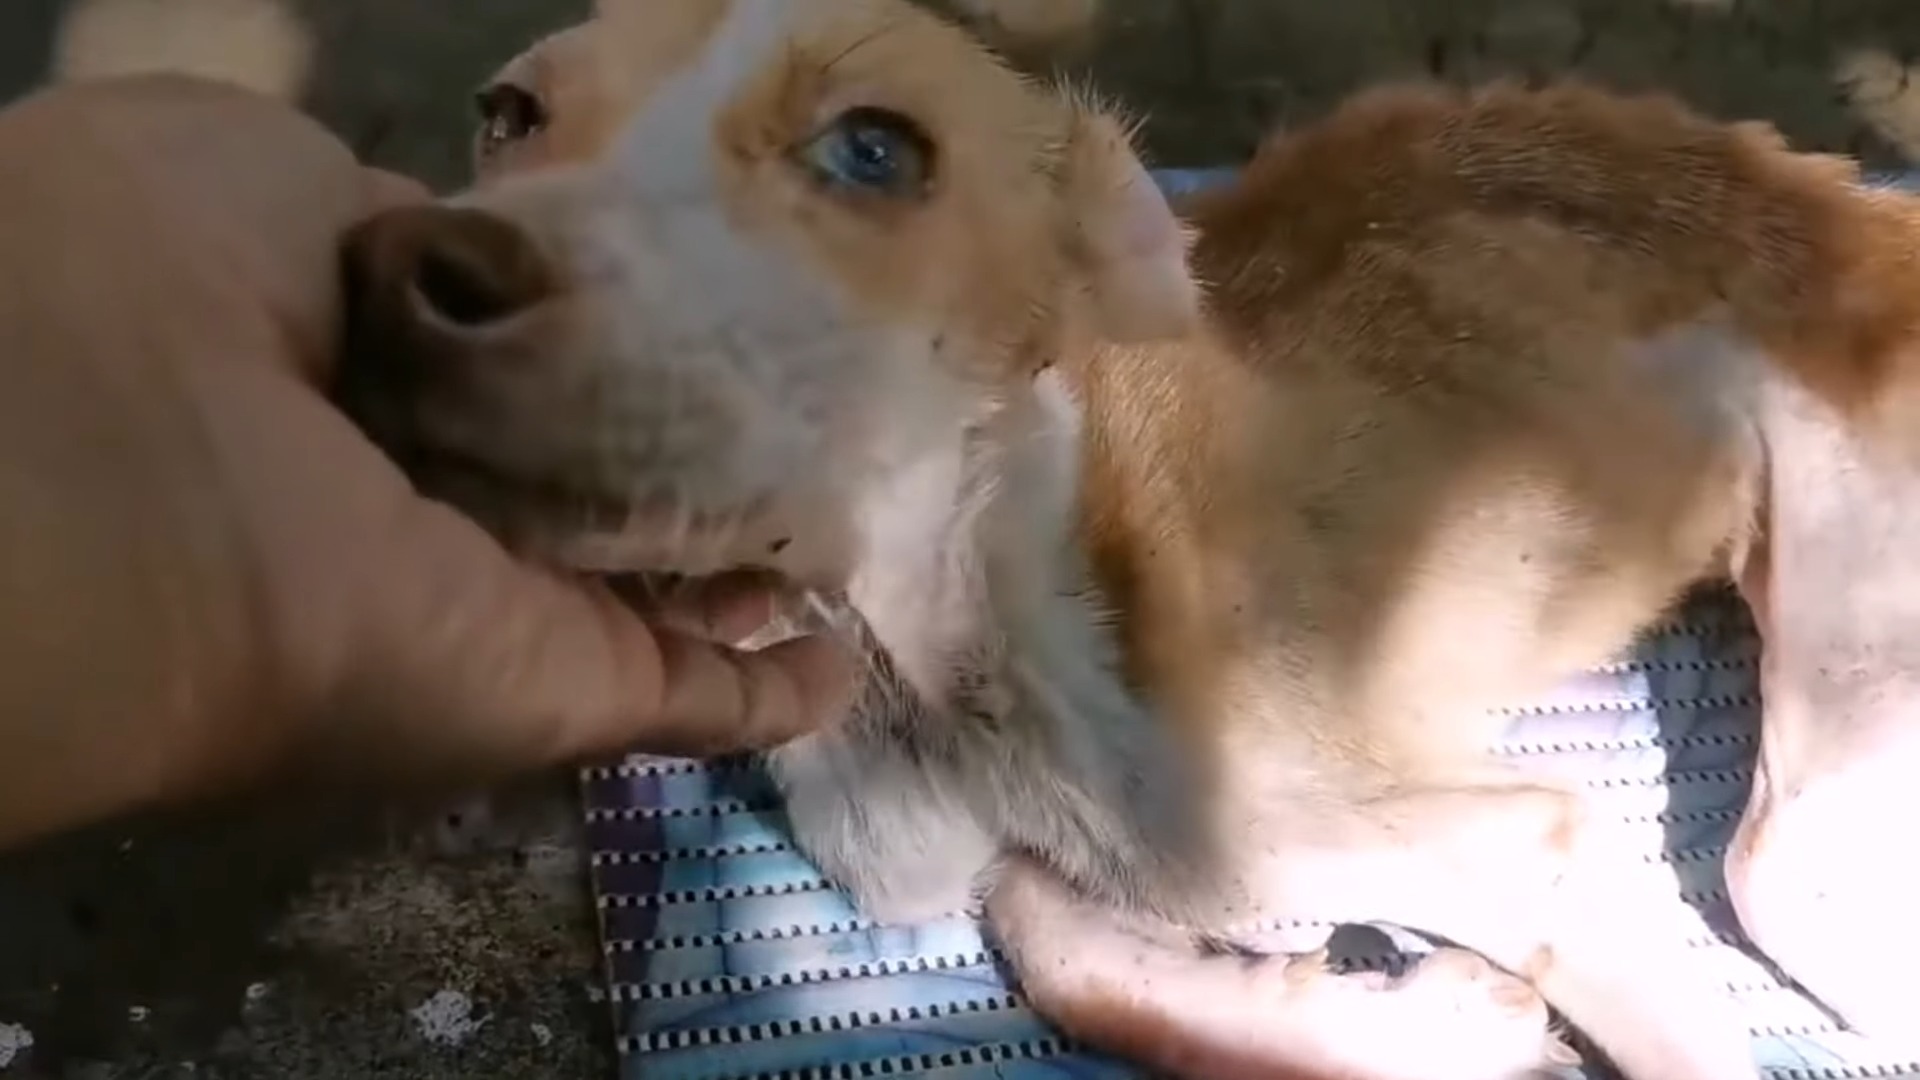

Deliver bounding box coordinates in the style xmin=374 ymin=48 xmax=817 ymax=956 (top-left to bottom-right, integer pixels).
xmin=338 ymin=0 xmax=1196 ymax=585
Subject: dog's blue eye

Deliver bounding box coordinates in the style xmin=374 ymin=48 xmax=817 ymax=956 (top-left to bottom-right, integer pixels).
xmin=799 ymin=106 xmax=936 ymax=199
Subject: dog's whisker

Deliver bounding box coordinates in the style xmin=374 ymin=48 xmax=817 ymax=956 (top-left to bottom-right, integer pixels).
xmin=714 ymin=506 xmax=748 ymax=567
xmin=632 ymin=569 xmax=668 ymax=607
xmin=664 ymin=486 xmax=694 ymax=567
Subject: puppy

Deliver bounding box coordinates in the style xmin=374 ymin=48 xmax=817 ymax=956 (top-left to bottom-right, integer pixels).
xmin=336 ymin=2 xmax=1920 ymax=1078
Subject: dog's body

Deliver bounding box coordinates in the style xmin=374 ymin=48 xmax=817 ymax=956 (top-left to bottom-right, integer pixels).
xmin=335 ymin=3 xmax=1920 ymax=1078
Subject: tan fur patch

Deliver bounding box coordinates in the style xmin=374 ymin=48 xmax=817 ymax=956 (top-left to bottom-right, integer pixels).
xmin=946 ymin=0 xmax=1102 ymax=47
xmin=1189 ymin=82 xmax=1920 ymax=416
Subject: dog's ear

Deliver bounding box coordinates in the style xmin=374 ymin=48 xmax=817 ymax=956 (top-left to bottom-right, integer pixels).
xmin=1057 ymin=106 xmax=1201 ymax=344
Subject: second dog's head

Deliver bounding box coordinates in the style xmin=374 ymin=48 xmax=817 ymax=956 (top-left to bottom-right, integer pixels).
xmin=339 ymin=0 xmax=1196 ymax=586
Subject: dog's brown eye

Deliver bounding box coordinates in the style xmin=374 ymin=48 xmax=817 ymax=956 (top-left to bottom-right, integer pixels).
xmin=474 ymin=83 xmax=548 ymax=153
xmin=798 ymin=106 xmax=937 ymax=200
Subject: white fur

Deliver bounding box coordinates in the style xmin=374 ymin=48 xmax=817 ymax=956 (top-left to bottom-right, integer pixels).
xmin=610 ymin=0 xmax=792 ymax=201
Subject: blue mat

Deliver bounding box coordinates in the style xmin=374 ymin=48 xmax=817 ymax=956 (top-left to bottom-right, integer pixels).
xmin=580 ymin=169 xmax=1920 ymax=1080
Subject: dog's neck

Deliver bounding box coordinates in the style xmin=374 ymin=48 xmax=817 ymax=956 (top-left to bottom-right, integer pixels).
xmin=840 ymin=330 xmax=1233 ymax=912
xmin=845 ymin=290 xmax=1264 ymax=723
xmin=845 ymin=367 xmax=1096 ymax=698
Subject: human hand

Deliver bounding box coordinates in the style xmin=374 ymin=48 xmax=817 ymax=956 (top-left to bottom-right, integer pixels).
xmin=0 ymin=75 xmax=851 ymax=849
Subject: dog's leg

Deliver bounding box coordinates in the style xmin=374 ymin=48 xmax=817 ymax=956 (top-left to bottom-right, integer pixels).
xmin=1722 ymin=379 xmax=1920 ymax=1050
xmin=766 ymin=653 xmax=1000 ymax=924
xmin=769 ymin=728 xmax=998 ymax=923
xmin=1204 ymin=781 xmax=1757 ymax=1080
xmin=990 ymin=777 xmax=1752 ymax=1080
xmin=987 ymin=856 xmax=1567 ymax=1080
xmin=1725 ymin=725 xmax=1920 ymax=1050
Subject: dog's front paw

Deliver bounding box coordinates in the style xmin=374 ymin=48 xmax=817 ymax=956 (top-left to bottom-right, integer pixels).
xmin=768 ymin=731 xmax=998 ymax=924
xmin=1379 ymin=949 xmax=1577 ymax=1078
xmin=1260 ymin=947 xmax=1570 ymax=1080
xmin=990 ymin=860 xmax=1567 ymax=1080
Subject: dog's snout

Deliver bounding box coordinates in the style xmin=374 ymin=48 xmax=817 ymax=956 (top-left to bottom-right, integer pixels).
xmin=336 ymin=202 xmax=567 ymax=468
xmin=338 ymin=203 xmax=566 ymax=447
xmin=344 ymin=204 xmax=560 ymax=337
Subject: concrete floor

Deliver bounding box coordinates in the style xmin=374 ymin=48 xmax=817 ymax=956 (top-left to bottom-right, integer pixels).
xmin=0 ymin=1 xmax=1914 ymax=1078
xmin=0 ymin=784 xmax=611 ymax=1079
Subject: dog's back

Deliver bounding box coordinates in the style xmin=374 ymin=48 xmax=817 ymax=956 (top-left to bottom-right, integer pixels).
xmin=1074 ymin=81 xmax=1920 ymax=781
xmin=1199 ymin=82 xmax=1918 ymax=407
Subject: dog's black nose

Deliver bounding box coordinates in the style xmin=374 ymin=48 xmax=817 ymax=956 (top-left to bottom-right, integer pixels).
xmin=343 ymin=203 xmax=558 ymax=339
xmin=336 ymin=203 xmax=560 ymax=442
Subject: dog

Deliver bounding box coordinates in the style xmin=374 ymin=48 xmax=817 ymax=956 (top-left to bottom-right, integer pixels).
xmin=335 ymin=2 xmax=1920 ymax=1077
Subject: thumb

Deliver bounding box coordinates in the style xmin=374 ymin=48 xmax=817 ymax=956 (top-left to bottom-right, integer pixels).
xmin=328 ymin=494 xmax=853 ymax=781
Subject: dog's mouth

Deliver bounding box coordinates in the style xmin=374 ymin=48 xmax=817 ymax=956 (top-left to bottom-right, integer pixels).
xmin=401 ymin=444 xmax=630 ymax=536
xmin=403 ymin=446 xmax=853 ymax=650
xmin=393 ymin=441 xmax=811 ymax=584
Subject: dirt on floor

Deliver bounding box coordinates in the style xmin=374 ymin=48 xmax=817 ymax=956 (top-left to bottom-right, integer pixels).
xmin=0 ymin=1 xmax=1914 ymax=1078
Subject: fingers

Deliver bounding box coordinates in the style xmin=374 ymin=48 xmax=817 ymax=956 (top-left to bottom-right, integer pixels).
xmin=333 ymin=495 xmax=852 ymax=782
xmin=0 ymin=76 xmax=431 ymax=385
xmin=361 ymin=167 xmax=433 ymax=216
xmin=632 ymin=570 xmax=820 ymax=645
xmin=645 ymin=632 xmax=853 ymax=758
xmin=2 ymin=78 xmax=848 ymax=782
